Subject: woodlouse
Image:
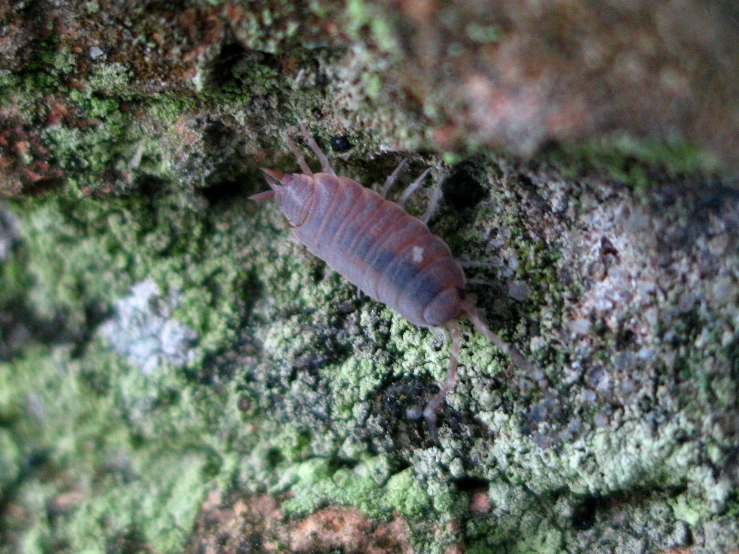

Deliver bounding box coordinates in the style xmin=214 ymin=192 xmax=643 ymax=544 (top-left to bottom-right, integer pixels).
xmin=250 ymin=122 xmax=533 ymax=437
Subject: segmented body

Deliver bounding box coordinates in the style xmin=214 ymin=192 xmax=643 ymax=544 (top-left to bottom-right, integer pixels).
xmin=278 ymin=172 xmax=466 ymax=328
xmin=251 ymin=123 xmax=534 ymax=438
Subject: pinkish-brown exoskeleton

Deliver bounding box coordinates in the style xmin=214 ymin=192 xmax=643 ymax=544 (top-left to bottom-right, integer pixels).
xmin=250 ymin=122 xmax=533 ymax=437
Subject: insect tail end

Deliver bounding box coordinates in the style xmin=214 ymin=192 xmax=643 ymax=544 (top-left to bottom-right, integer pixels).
xmin=250 ymin=168 xmax=286 ymax=201
xmin=248 ymin=190 xmax=277 ymax=202
xmin=261 ymin=168 xmax=285 ymax=187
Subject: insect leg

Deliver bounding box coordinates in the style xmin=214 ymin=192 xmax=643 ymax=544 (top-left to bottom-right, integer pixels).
xmin=283 ymin=132 xmax=313 ymax=176
xmin=398 ymin=168 xmax=433 ymax=207
xmin=465 ymin=278 xmax=496 ymax=287
xmin=380 ymin=158 xmax=409 ymax=198
xmin=458 ymin=260 xmax=498 ymax=268
xmin=299 ymin=121 xmax=336 ymax=176
xmin=421 ymin=172 xmax=447 ymax=224
xmin=423 ymin=322 xmax=461 ymax=441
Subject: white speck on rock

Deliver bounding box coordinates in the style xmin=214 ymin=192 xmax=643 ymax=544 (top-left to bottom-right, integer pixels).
xmin=508 ymin=280 xmax=531 ymax=302
xmin=594 ymin=296 xmax=614 ymax=311
xmin=101 ymin=279 xmax=198 ymax=374
xmin=568 ymin=318 xmax=592 ymax=336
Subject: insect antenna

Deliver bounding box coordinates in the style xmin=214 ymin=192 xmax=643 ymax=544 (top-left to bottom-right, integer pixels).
xmin=462 ymin=305 xmax=536 ymax=374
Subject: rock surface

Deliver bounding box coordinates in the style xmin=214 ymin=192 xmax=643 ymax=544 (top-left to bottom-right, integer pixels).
xmin=1 ymin=1 xmax=738 ymax=553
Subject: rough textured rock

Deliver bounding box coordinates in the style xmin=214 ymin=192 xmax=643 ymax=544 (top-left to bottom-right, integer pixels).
xmin=1 ymin=1 xmax=738 ymax=553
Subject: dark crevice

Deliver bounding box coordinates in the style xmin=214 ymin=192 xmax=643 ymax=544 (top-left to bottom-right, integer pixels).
xmin=209 ymin=36 xmax=280 ymax=91
xmin=572 ymin=496 xmax=598 ymax=530
xmin=201 ymin=172 xmax=260 ymax=205
xmin=329 ymin=135 xmax=352 ymax=153
xmin=571 ymin=485 xmax=691 ymax=533
xmin=454 ymin=476 xmax=490 ymax=493
xmin=442 ymin=158 xmax=488 ymax=211
xmin=210 ymin=39 xmax=252 ymax=89
xmin=135 ymin=175 xmax=170 ymax=199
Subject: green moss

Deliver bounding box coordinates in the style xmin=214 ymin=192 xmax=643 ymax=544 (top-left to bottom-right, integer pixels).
xmin=0 ymin=429 xmax=21 ymax=495
xmin=67 ymin=451 xmax=211 ymax=553
xmin=328 ymin=357 xmax=384 ymax=419
xmin=0 ymin=30 xmax=269 ymax=194
xmin=0 ymin=190 xmax=260 ymax=552
xmin=145 ymin=94 xmax=197 ymax=124
xmin=7 ymin=191 xmax=250 ymax=373
xmin=43 ymin=123 xmax=123 ymax=185
xmin=0 ymin=69 xmax=15 ymax=90
xmin=0 ymin=254 xmax=29 ymax=305
xmin=51 ymin=48 xmax=76 ymax=75
xmin=384 ymin=468 xmax=433 ymax=517
xmin=84 ymin=62 xmax=132 ymax=94
xmin=281 ymin=459 xmax=433 ymax=520
xmin=224 ymin=0 xmax=307 ymax=54
xmin=543 ymin=135 xmax=717 ymax=193
xmin=1 ymin=3 xmax=736 ymax=547
xmin=345 ymin=0 xmax=398 ymax=53
xmin=3 ymin=146 xmax=734 ymax=551
xmin=465 ymin=23 xmax=501 ymax=43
